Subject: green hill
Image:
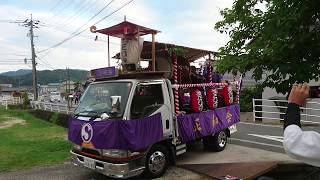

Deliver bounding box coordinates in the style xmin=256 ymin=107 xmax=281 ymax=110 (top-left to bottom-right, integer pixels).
xmin=0 ymin=69 xmax=88 ymax=87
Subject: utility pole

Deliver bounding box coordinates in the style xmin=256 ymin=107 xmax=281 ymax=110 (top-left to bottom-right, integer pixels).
xmin=64 ymin=68 xmax=67 ymax=93
xmin=30 ymin=14 xmax=38 ymax=100
xmin=18 ymin=14 xmax=40 ymax=100
xmin=68 ymin=67 xmax=71 ymax=95
xmin=66 ymin=67 xmax=71 ymax=110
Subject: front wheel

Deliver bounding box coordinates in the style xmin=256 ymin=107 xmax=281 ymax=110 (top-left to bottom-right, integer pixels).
xmin=203 ymin=130 xmax=227 ymax=152
xmin=143 ymin=144 xmax=169 ymax=179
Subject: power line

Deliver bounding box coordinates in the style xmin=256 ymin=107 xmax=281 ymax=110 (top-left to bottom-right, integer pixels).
xmin=67 ymin=0 xmax=116 ymax=38
xmin=0 ymin=19 xmax=9 ymax=22
xmin=48 ymin=0 xmax=77 ymax=19
xmin=42 ymin=25 xmax=120 ymax=45
xmin=37 ymin=0 xmax=133 ymax=55
xmin=38 ymin=0 xmax=117 ymax=54
xmin=36 ymin=56 xmax=55 ymax=70
xmin=0 ymin=53 xmax=28 ymax=56
xmin=37 ymin=62 xmax=54 ymax=70
xmin=48 ymin=0 xmax=64 ymax=12
xmin=37 ymin=0 xmax=116 ymax=53
xmin=0 ymin=58 xmax=28 ymax=61
xmin=55 ymin=0 xmax=99 ymax=28
xmin=0 ymin=63 xmax=29 ymax=65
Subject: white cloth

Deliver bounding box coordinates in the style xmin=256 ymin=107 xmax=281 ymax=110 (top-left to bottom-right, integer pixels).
xmin=120 ymin=37 xmax=144 ymax=64
xmin=283 ymin=125 xmax=320 ymax=167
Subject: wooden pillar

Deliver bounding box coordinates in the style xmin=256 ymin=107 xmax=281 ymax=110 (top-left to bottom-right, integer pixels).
xmin=152 ymin=33 xmax=156 ymax=71
xmin=107 ymin=35 xmax=110 ymax=67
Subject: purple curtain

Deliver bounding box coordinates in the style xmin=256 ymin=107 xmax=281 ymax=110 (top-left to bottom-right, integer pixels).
xmin=177 ymin=104 xmax=240 ymax=143
xmin=68 ymin=113 xmax=163 ymax=151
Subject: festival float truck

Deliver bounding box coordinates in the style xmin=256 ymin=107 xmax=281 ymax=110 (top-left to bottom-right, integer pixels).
xmin=68 ymin=20 xmax=241 ymax=179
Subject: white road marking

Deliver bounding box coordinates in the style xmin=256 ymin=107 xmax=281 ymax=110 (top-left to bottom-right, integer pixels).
xmin=229 ymin=138 xmax=284 ymax=149
xmin=239 ymin=122 xmax=282 ymax=128
xmin=248 ymin=134 xmax=284 ymax=143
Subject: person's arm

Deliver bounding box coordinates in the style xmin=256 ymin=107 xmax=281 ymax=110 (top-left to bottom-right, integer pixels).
xmin=284 ymin=125 xmax=320 ymax=167
xmin=283 ymin=103 xmax=301 ymax=129
xmin=283 ymin=83 xmax=320 ymax=167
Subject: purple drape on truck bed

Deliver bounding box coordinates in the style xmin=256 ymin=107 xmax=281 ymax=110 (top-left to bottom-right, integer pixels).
xmin=68 ymin=113 xmax=163 ymax=151
xmin=177 ymin=104 xmax=240 ymax=143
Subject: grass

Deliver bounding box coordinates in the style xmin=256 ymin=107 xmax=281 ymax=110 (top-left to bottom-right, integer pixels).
xmin=0 ymin=107 xmax=71 ymax=173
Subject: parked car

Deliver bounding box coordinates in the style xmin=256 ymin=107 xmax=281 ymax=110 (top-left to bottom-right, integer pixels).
xmin=50 ymin=92 xmax=61 ymax=102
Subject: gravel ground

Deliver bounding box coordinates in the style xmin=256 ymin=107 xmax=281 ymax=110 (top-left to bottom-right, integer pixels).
xmin=159 ymin=166 xmax=212 ymax=180
xmin=0 ymin=162 xmax=212 ymax=180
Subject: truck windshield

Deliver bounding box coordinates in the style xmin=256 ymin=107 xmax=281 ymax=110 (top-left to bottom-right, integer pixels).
xmin=74 ymin=82 xmax=132 ymax=118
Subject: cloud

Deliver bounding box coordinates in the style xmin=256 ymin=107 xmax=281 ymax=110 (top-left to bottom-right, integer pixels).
xmin=0 ymin=0 xmax=233 ymax=73
xmin=151 ymin=0 xmax=233 ymax=51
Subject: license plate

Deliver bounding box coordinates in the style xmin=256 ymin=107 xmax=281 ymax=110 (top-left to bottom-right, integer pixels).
xmin=84 ymin=157 xmax=95 ymax=169
xmin=228 ymin=125 xmax=237 ymax=134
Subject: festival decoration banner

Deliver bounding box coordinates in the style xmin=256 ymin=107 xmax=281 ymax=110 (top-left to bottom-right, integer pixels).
xmin=177 ymin=104 xmax=240 ymax=143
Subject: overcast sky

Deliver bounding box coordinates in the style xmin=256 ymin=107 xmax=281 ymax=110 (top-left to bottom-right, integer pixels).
xmin=0 ymin=0 xmax=233 ymax=73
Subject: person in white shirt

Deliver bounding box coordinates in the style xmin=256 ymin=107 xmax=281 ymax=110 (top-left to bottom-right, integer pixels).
xmin=283 ymin=83 xmax=320 ymax=167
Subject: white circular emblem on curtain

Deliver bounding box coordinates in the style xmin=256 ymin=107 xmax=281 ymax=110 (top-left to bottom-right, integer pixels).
xmin=81 ymin=123 xmax=93 ymax=143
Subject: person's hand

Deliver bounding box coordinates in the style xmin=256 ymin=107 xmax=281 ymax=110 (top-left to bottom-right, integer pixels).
xmin=288 ymin=83 xmax=310 ymax=106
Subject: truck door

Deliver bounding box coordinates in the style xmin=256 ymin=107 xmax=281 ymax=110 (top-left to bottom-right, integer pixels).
xmin=129 ymin=81 xmax=173 ymax=137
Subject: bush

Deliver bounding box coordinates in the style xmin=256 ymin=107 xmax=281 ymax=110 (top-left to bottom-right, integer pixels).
xmin=29 ymin=110 xmax=54 ymax=122
xmin=8 ymin=104 xmax=25 ymax=110
xmin=52 ymin=113 xmax=70 ymax=128
xmin=22 ymin=92 xmax=30 ymax=109
xmin=240 ymin=86 xmax=263 ymax=112
xmin=29 ymin=110 xmax=70 ymax=128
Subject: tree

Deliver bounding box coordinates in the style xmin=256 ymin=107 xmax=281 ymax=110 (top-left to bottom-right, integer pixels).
xmin=215 ymin=0 xmax=320 ymax=94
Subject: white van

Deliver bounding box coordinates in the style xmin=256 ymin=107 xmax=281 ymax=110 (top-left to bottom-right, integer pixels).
xmin=50 ymin=92 xmax=61 ymax=102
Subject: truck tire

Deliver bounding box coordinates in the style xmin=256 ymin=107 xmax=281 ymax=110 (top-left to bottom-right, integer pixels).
xmin=143 ymin=144 xmax=169 ymax=178
xmin=203 ymin=130 xmax=227 ymax=152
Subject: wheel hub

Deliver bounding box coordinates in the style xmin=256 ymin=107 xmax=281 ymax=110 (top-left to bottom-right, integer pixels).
xmin=148 ymin=151 xmax=166 ymax=174
xmin=218 ymin=132 xmax=227 ymax=147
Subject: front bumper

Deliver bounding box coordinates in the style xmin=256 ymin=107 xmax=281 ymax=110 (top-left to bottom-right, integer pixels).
xmin=70 ymin=150 xmax=145 ymax=179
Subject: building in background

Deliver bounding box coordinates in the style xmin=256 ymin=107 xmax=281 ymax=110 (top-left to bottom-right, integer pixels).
xmin=60 ymin=80 xmax=75 ymax=94
xmin=0 ymin=84 xmax=13 ymax=88
xmin=0 ymin=86 xmax=33 ymax=98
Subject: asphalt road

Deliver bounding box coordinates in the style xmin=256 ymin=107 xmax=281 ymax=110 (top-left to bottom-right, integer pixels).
xmin=229 ymin=122 xmax=320 ymax=153
xmin=229 ymin=122 xmax=285 ymax=153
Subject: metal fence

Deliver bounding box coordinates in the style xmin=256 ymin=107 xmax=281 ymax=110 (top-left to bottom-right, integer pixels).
xmin=30 ymin=101 xmax=72 ymax=114
xmin=0 ymin=97 xmax=22 ymax=109
xmin=253 ymin=98 xmax=320 ymax=124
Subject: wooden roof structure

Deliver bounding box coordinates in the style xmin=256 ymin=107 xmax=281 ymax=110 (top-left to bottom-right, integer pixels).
xmin=94 ymin=21 xmax=160 ymax=38
xmin=113 ymin=41 xmax=218 ymax=63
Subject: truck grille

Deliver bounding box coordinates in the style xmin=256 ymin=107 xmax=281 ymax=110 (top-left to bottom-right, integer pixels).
xmin=81 ymin=148 xmax=100 ymax=156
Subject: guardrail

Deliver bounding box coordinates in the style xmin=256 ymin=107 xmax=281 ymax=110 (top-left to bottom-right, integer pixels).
xmin=253 ymin=98 xmax=320 ymax=124
xmin=30 ymin=101 xmax=72 ymax=114
xmin=0 ymin=97 xmax=22 ymax=109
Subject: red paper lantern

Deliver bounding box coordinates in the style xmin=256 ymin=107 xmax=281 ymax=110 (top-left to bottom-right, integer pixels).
xmin=207 ymin=88 xmax=218 ymax=109
xmin=191 ymin=89 xmax=203 ymax=112
xmin=221 ymin=85 xmax=233 ymax=106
